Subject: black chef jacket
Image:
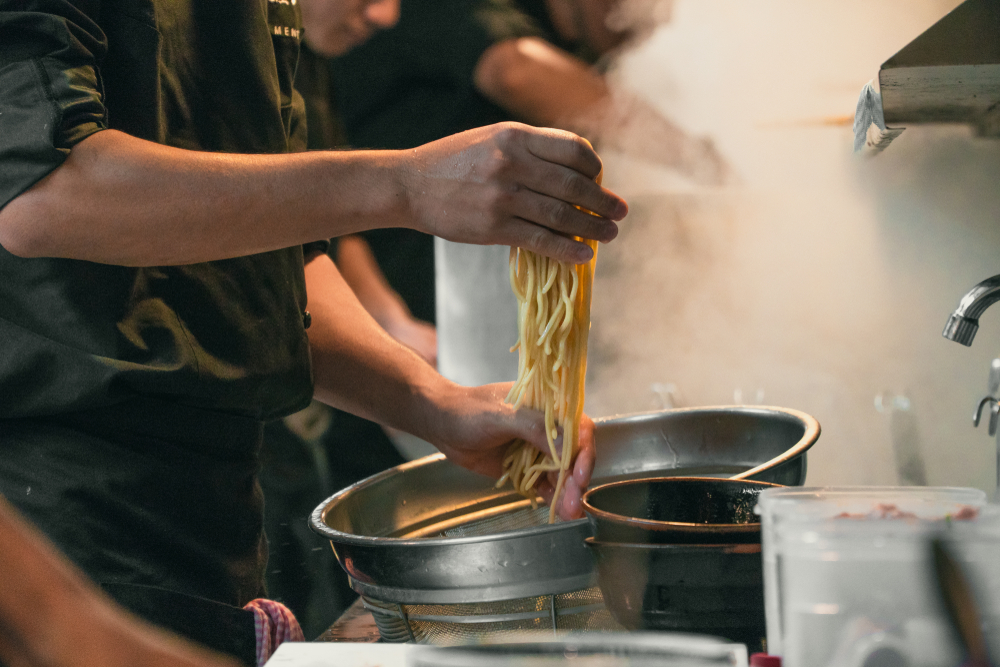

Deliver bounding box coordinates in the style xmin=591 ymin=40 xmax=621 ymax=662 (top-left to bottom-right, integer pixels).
xmin=329 ymin=0 xmax=561 ymax=325
xmin=0 ymin=0 xmax=319 ymax=662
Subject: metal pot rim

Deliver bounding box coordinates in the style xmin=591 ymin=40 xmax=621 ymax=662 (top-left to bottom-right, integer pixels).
xmin=309 ymin=405 xmax=819 ymax=547
xmin=584 ymin=537 xmax=763 ymax=554
xmin=581 ymin=476 xmax=783 ymax=532
xmin=309 ymin=465 xmax=588 ymax=547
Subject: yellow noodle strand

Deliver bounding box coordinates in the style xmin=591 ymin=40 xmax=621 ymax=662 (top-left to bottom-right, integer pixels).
xmin=495 ymin=174 xmax=602 ymax=523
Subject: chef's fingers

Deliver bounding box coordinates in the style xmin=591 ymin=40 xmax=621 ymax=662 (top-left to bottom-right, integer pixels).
xmin=536 ymin=471 xmax=584 ymax=521
xmin=510 ymin=192 xmax=618 ymax=246
xmin=504 ymin=220 xmax=597 ymax=264
xmin=558 ymin=474 xmax=585 ymax=520
xmin=515 ymin=160 xmax=626 ymax=228
xmin=523 ymin=128 xmax=603 ymax=179
xmin=573 ymin=416 xmax=595 ymax=490
xmin=536 ymin=477 xmax=555 ymax=505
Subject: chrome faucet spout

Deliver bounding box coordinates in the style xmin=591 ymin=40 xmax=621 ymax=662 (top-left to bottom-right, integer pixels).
xmin=943 ymin=274 xmax=1000 ymax=346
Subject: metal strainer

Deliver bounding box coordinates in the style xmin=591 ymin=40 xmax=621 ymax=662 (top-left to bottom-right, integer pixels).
xmin=310 ymin=407 xmax=819 ymax=642
xmin=363 ymin=588 xmax=619 ymax=644
xmin=354 ymin=498 xmax=620 ymax=642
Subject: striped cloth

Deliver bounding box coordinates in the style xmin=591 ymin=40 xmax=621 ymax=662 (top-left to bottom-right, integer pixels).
xmin=244 ymin=598 xmax=305 ymax=665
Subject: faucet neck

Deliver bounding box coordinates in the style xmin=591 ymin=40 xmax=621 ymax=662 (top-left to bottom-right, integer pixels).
xmin=943 ymin=274 xmax=1000 ymax=346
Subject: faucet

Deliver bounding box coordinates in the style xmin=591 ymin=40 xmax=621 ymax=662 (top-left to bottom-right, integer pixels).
xmin=942 ymin=274 xmax=1000 ymax=346
xmin=945 ymin=274 xmax=1000 ymax=497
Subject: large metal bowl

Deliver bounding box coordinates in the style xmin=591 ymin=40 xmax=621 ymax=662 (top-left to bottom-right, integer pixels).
xmin=310 ymin=406 xmax=819 ymax=605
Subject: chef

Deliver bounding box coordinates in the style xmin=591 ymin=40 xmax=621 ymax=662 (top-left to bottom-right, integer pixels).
xmin=0 ymin=0 xmax=627 ymax=664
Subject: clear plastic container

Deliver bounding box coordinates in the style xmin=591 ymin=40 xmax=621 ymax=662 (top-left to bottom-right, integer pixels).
xmin=409 ymin=633 xmax=749 ymax=667
xmin=755 ymin=487 xmax=996 ymax=666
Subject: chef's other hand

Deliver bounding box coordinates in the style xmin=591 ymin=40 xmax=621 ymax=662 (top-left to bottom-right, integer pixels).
xmin=536 ymin=416 xmax=595 ymax=520
xmin=403 ymin=122 xmax=627 ymax=264
xmin=427 ymin=382 xmax=595 ymax=521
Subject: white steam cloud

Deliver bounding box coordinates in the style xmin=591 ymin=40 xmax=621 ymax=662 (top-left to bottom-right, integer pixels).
xmin=588 ymin=0 xmax=1000 ymax=490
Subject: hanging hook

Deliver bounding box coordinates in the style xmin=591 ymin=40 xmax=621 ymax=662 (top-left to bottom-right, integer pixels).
xmin=973 ymin=396 xmax=998 ymax=429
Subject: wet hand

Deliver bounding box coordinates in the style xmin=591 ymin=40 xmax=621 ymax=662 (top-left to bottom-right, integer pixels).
xmin=427 ymin=382 xmax=595 ymax=521
xmin=402 ymin=123 xmax=627 ymax=264
xmin=536 ymin=416 xmax=595 ymax=520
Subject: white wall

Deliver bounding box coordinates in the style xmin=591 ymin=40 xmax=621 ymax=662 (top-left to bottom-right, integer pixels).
xmin=587 ymin=0 xmax=1000 ymax=490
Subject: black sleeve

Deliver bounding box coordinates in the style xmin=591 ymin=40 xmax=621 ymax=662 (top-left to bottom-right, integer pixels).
xmin=331 ymin=0 xmax=546 ymax=133
xmin=302 ymin=239 xmax=331 ymax=262
xmin=0 ymin=0 xmax=109 ymax=209
xmin=444 ymin=0 xmax=545 ymax=84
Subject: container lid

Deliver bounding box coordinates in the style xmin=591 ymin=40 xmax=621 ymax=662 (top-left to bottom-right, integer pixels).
xmin=755 ymin=486 xmax=987 ymax=522
xmin=756 ymin=487 xmax=1000 ymax=547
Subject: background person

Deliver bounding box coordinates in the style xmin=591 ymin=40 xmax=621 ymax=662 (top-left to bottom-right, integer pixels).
xmin=326 ymin=0 xmax=726 ymax=396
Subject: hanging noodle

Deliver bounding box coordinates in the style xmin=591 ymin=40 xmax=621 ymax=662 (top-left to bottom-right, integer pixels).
xmin=495 ymin=173 xmax=602 ymax=523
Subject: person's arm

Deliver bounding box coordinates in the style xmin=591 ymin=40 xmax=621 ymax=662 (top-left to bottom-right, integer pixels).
xmin=304 ymin=253 xmax=593 ymax=518
xmin=0 ymin=495 xmax=239 ymax=667
xmin=543 ymin=0 xmax=630 ymax=57
xmin=335 ymin=235 xmax=437 ymax=366
xmin=473 ymin=37 xmax=729 ymax=183
xmin=0 ymin=123 xmax=625 ymax=267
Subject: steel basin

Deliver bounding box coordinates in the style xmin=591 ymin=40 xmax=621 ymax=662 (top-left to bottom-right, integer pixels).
xmin=309 ymin=406 xmax=820 ymax=604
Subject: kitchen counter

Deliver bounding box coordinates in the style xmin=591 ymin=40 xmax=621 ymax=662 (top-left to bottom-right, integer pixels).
xmin=266 ymin=642 xmax=411 ymax=666
xmin=315 ymin=598 xmax=380 ymax=643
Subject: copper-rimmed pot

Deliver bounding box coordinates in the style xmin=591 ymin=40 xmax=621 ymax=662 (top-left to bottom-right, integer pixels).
xmin=582 ymin=477 xmax=784 ymax=544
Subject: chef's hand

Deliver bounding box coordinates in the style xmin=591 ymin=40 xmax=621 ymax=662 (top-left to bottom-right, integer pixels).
xmin=537 ymin=416 xmax=595 ymax=520
xmin=402 ymin=122 xmax=627 ymax=264
xmin=427 ymin=382 xmax=595 ymax=521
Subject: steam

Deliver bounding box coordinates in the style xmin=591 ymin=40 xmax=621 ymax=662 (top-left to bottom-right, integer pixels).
xmin=586 ymin=0 xmax=1000 ymax=489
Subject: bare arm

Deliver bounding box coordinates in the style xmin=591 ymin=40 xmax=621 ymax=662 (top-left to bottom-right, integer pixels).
xmin=0 ymin=495 xmax=239 ymax=667
xmin=543 ymin=0 xmax=630 ymax=55
xmin=474 ymin=37 xmax=729 ymax=183
xmin=304 ymin=253 xmax=593 ymax=517
xmin=0 ymin=123 xmax=626 ymax=266
xmin=335 ymin=235 xmax=437 ymax=365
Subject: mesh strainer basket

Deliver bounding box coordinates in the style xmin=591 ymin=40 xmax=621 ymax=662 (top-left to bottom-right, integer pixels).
xmin=363 ymin=587 xmax=621 ymax=644
xmin=310 ymin=407 xmax=819 ymax=643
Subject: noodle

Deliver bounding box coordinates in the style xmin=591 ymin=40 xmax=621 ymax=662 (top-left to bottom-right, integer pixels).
xmin=497 ymin=174 xmax=601 ymax=523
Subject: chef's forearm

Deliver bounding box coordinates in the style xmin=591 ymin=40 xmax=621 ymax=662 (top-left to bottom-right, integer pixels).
xmin=0 ymin=129 xmax=409 ymax=266
xmin=0 ymin=125 xmax=625 ymax=267
xmin=305 ymin=254 xmax=446 ymax=441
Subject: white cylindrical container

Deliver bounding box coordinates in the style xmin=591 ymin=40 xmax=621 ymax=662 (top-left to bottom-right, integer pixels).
xmin=435 ymin=239 xmax=519 ymax=387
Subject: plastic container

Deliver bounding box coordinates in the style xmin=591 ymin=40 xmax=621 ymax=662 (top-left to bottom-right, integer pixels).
xmin=755 ymin=487 xmax=997 ymax=666
xmin=410 ymin=633 xmax=749 ymax=667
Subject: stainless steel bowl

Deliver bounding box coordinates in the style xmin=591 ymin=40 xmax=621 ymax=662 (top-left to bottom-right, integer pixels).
xmin=310 ymin=406 xmax=819 ymax=605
